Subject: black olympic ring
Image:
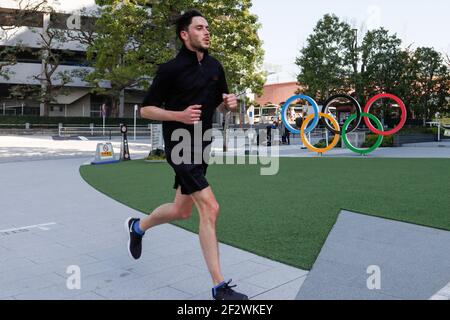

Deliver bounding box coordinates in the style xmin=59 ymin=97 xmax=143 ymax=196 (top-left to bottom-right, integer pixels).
xmin=321 ymin=94 xmax=362 ymax=135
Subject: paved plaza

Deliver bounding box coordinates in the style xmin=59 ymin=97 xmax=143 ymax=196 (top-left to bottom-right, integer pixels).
xmin=0 ymin=135 xmax=449 ymax=300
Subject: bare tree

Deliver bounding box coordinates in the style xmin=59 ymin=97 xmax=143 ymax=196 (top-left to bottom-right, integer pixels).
xmin=31 ymin=14 xmax=78 ymax=116
xmin=0 ymin=0 xmax=49 ymax=33
xmin=1 ymin=1 xmax=83 ymax=116
xmin=445 ymin=53 xmax=450 ymax=68
xmin=0 ymin=0 xmax=50 ymax=79
xmin=63 ymin=6 xmax=99 ymax=48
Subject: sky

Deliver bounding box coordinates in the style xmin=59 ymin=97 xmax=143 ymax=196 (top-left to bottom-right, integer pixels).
xmin=2 ymin=0 xmax=448 ymax=84
xmin=250 ymin=0 xmax=450 ymax=83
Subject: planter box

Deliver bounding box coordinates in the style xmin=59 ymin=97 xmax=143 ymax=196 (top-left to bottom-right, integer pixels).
xmin=393 ymin=134 xmax=436 ymax=147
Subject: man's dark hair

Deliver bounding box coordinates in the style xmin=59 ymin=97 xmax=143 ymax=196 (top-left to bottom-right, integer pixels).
xmin=175 ymin=9 xmax=204 ymax=41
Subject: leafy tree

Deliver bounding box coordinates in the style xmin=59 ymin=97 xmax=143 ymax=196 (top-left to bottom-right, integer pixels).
xmin=360 ymin=29 xmax=404 ymax=98
xmin=409 ymin=47 xmax=450 ymax=123
xmin=85 ymin=0 xmax=265 ymax=117
xmin=295 ymin=14 xmax=355 ymax=103
xmin=296 ymin=14 xmax=450 ymax=123
xmin=359 ymin=28 xmax=409 ymax=122
xmin=194 ymin=0 xmax=265 ymax=95
xmin=84 ymin=1 xmax=167 ymax=117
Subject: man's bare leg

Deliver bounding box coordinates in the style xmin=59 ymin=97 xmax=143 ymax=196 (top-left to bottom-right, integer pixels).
xmin=139 ymin=187 xmax=194 ymax=231
xmin=136 ymin=185 xmax=224 ymax=285
xmin=190 ymin=186 xmax=224 ymax=285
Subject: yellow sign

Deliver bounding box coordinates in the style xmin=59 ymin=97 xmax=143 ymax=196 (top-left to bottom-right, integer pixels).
xmin=100 ymin=152 xmax=113 ymax=157
xmin=92 ymin=142 xmax=118 ymax=165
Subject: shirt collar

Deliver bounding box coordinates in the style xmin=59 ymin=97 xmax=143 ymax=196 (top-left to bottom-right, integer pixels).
xmin=178 ymin=45 xmax=209 ymax=64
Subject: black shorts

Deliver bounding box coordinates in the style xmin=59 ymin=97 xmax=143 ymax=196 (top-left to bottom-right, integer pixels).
xmin=166 ymin=147 xmax=210 ymax=195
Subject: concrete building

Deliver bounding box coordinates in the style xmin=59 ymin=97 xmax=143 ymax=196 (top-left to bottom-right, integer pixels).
xmin=255 ymin=81 xmax=302 ymax=107
xmin=0 ymin=0 xmax=148 ymax=118
xmin=254 ymin=82 xmax=372 ymax=125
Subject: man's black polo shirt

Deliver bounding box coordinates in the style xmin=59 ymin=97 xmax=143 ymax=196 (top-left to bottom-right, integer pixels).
xmin=142 ymin=45 xmax=229 ymax=150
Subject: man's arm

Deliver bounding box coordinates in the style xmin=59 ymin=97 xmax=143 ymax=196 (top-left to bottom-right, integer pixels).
xmin=217 ymin=93 xmax=238 ymax=113
xmin=140 ymin=106 xmax=181 ymax=122
xmin=217 ymin=102 xmax=228 ymax=113
xmin=140 ymin=105 xmax=202 ymax=125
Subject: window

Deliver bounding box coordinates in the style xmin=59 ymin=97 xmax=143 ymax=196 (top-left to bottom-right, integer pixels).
xmin=3 ymin=46 xmax=89 ymax=66
xmin=0 ymin=8 xmax=43 ymax=28
xmin=262 ymin=107 xmax=277 ymax=117
xmin=50 ymin=13 xmax=96 ymax=32
xmin=0 ymin=8 xmax=98 ymax=32
xmin=90 ymin=103 xmax=101 ymax=118
xmin=50 ymin=105 xmax=64 ymax=112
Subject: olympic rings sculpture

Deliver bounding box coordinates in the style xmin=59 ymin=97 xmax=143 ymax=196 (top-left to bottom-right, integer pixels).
xmin=280 ymin=93 xmax=407 ymax=154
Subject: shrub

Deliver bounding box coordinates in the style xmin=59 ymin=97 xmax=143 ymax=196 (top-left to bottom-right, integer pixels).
xmin=362 ymin=134 xmax=393 ymax=147
xmin=314 ymin=138 xmax=341 ymax=148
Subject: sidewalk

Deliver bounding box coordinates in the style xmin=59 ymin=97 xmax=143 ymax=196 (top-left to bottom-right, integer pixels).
xmin=1 ymin=135 xmax=448 ymax=300
xmin=0 ymin=156 xmax=307 ymax=300
xmin=296 ymin=211 xmax=450 ymax=300
xmin=1 ymin=135 xmax=449 ymax=164
xmin=0 ymin=135 xmax=151 ymax=164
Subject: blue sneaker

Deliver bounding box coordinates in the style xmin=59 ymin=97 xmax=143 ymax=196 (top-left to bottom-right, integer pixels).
xmin=124 ymin=217 xmax=143 ymax=260
xmin=212 ymin=280 xmax=248 ymax=300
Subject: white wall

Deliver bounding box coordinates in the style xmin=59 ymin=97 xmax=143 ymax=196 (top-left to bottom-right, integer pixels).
xmin=0 ymin=0 xmax=99 ymax=50
xmin=1 ymin=25 xmax=90 ymax=51
xmin=1 ymin=63 xmax=94 ymax=86
xmin=71 ymin=93 xmax=91 ymax=117
xmin=0 ymin=0 xmax=148 ymax=116
xmin=0 ymin=0 xmax=99 ymax=14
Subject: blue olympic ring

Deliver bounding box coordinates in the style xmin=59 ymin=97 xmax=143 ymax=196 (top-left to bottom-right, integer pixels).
xmin=281 ymin=95 xmax=320 ymax=135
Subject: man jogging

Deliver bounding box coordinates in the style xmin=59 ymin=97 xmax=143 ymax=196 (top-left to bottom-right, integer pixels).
xmin=125 ymin=9 xmax=248 ymax=300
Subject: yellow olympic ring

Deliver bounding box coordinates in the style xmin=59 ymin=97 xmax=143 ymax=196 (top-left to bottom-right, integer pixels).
xmin=300 ymin=112 xmax=340 ymax=153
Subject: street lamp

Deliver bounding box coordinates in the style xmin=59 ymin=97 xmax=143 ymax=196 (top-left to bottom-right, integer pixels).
xmin=134 ymin=104 xmax=138 ymax=141
xmin=436 ymin=112 xmax=441 ymax=142
xmin=352 ymin=29 xmax=358 ymax=48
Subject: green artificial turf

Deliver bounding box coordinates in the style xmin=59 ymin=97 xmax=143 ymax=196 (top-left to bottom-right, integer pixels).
xmin=79 ymin=157 xmax=450 ymax=270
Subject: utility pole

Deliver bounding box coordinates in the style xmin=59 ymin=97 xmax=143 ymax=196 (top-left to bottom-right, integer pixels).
xmin=352 ymin=28 xmax=358 ymax=96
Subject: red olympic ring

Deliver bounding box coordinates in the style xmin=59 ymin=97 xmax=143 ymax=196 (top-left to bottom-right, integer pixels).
xmin=363 ymin=93 xmax=407 ymax=136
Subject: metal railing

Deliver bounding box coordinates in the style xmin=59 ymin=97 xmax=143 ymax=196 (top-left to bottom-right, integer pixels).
xmin=304 ymin=128 xmax=366 ymax=148
xmin=58 ymin=124 xmax=151 ymax=138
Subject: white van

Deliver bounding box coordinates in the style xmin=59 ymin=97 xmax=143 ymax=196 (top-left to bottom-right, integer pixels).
xmin=254 ymin=105 xmax=279 ymax=124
